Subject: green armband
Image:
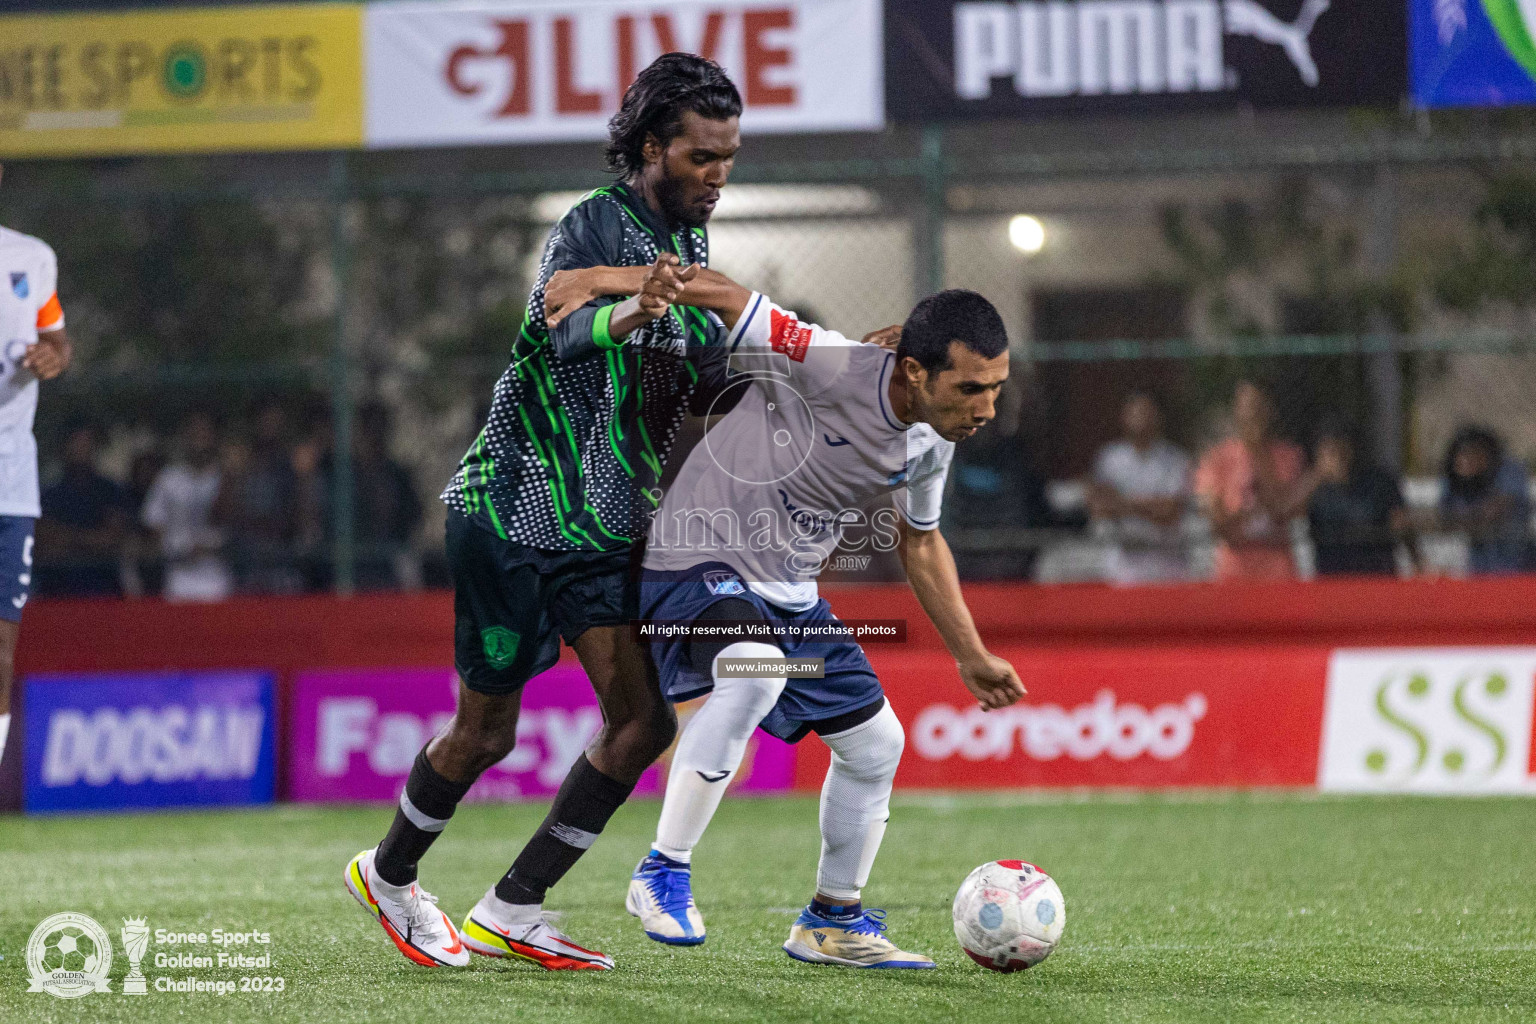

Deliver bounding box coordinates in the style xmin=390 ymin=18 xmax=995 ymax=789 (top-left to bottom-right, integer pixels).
xmin=593 ymin=303 xmax=623 ymax=350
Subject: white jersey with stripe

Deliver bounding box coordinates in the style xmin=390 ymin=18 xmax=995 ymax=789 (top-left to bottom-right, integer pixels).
xmin=0 ymin=227 xmax=64 ymax=518
xmin=645 ymin=292 xmax=954 ymax=612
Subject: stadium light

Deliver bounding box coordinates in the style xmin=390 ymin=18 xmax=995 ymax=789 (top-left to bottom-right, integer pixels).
xmin=1008 ymin=214 xmax=1046 ymax=254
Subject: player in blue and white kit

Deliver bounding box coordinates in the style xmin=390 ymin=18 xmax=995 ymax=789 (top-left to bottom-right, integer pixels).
xmin=0 ymin=162 xmax=75 ymax=766
xmin=553 ymin=267 xmax=1026 ymax=966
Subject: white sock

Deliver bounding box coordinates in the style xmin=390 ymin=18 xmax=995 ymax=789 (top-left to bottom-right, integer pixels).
xmin=476 ymin=887 xmax=544 ymax=928
xmin=653 ymin=642 xmax=787 ymax=862
xmin=816 ymin=702 xmax=904 ymax=900
xmin=0 ymin=713 xmax=8 ymax=764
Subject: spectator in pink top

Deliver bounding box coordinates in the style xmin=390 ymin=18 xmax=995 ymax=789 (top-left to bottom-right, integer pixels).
xmin=1195 ymin=381 xmax=1308 ymax=581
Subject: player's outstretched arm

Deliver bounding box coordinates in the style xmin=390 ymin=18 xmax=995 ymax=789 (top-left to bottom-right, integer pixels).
xmin=546 ymin=266 xmax=900 ymax=347
xmin=22 ymin=327 xmax=71 ymax=380
xmin=545 ymin=263 xmax=753 ymax=329
xmin=597 ymin=254 xmax=700 ymax=343
xmin=897 ymin=520 xmax=1026 ymax=712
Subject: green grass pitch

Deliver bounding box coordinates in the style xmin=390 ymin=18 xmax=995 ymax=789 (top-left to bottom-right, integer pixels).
xmin=3 ymin=792 xmax=1534 ymax=1023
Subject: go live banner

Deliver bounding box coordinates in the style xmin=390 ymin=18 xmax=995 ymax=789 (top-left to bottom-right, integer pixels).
xmin=0 ymin=4 xmax=364 ymax=158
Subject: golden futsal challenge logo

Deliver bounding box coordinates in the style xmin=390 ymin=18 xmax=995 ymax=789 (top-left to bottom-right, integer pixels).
xmin=25 ymin=912 xmax=115 ymax=999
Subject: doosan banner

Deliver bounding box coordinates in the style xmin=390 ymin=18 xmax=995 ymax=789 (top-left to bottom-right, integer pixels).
xmin=22 ymin=671 xmax=276 ymax=814
xmin=364 ymin=0 xmax=884 ymax=149
xmin=286 ymin=664 xmax=796 ymax=802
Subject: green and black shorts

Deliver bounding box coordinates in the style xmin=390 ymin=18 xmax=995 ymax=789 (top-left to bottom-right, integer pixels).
xmin=446 ymin=509 xmax=638 ymax=695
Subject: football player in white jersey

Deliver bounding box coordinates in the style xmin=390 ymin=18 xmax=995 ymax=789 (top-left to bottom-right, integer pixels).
xmin=549 ymin=264 xmax=1026 ymax=966
xmin=0 ymin=162 xmax=75 ymax=767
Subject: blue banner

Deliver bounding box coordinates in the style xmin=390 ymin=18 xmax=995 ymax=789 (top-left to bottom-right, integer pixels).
xmin=1413 ymin=0 xmax=1536 ymax=107
xmin=23 ymin=671 xmax=276 ymax=814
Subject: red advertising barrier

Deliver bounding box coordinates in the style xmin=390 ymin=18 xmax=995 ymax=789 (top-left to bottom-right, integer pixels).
xmin=9 ymin=575 xmax=1536 ymax=808
xmin=793 ymin=646 xmax=1331 ymax=791
xmin=16 ymin=574 xmax=1536 ymax=677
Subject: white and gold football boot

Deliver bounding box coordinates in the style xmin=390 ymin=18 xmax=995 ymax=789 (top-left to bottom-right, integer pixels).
xmin=783 ymin=906 xmax=935 ymax=969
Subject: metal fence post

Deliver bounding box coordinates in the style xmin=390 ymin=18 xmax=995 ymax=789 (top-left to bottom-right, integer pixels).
xmin=328 ymin=152 xmax=357 ymax=595
xmin=916 ymin=124 xmax=947 ymax=298
xmin=1364 ymin=162 xmax=1403 ymax=473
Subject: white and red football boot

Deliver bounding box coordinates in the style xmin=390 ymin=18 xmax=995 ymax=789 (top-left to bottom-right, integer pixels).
xmin=461 ymin=890 xmax=615 ymax=971
xmin=344 ymin=848 xmax=469 ymax=968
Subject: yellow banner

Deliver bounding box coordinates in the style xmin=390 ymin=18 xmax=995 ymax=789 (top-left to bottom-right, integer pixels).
xmin=0 ymin=4 xmax=363 ymax=157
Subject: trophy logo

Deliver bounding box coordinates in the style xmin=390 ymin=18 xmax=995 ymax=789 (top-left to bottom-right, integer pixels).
xmin=120 ymin=917 xmax=150 ymax=995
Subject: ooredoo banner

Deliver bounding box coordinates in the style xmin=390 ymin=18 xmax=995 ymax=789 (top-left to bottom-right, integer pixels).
xmin=286 ymin=664 xmax=796 ymax=802
xmin=22 ymin=670 xmax=276 ymax=814
xmin=363 ymin=0 xmax=883 ymax=149
xmin=813 ymin=646 xmax=1333 ymax=790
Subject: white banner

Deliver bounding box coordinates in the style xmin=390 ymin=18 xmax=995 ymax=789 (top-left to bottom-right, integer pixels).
xmin=364 ymin=0 xmax=882 ymax=149
xmin=1319 ymin=648 xmax=1536 ymax=795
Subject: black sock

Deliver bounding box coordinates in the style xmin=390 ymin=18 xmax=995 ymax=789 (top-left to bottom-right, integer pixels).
xmin=374 ymin=748 xmax=473 ymax=888
xmin=494 ymin=754 xmax=635 ymax=904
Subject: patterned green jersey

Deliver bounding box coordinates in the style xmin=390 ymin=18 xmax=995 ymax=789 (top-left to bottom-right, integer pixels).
xmin=442 ymin=184 xmax=731 ymax=551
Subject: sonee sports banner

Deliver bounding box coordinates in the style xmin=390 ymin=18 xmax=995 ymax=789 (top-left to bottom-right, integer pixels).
xmin=886 ymin=0 xmax=1406 ymax=119
xmin=0 ymin=4 xmax=364 ymax=158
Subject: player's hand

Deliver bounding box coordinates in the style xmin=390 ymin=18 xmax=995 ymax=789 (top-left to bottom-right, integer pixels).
xmin=637 ymin=253 xmax=698 ymax=321
xmin=958 ymin=652 xmax=1026 ymax=711
xmin=861 ymin=325 xmax=902 ymax=350
xmin=22 ymin=336 xmax=70 ymax=380
xmin=544 ymin=268 xmax=601 ymax=330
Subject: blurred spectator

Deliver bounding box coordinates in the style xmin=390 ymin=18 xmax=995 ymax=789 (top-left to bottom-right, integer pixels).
xmin=123 ymin=449 xmax=165 ymax=598
xmin=351 ymin=403 xmax=423 ymax=591
xmin=1305 ymin=422 xmax=1408 ymax=577
xmin=1439 ymin=426 xmax=1532 ymax=575
xmin=292 ymin=402 xmax=333 ymax=585
xmin=220 ymin=399 xmax=302 ymax=593
xmin=1087 ymin=392 xmax=1191 ymax=585
xmin=36 ymin=419 xmax=129 ymax=597
xmin=945 ymin=370 xmax=1074 ymax=580
xmin=140 ymin=411 xmax=232 ymax=602
xmin=1195 ymin=381 xmax=1307 ymax=581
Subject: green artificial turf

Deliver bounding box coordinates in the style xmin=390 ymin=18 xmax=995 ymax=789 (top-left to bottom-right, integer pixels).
xmin=2 ymin=792 xmax=1532 ymax=1023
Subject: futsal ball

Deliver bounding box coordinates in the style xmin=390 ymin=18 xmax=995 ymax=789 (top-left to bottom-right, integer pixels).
xmin=953 ymin=860 xmax=1066 ymax=972
xmin=40 ymin=925 xmax=100 ymax=974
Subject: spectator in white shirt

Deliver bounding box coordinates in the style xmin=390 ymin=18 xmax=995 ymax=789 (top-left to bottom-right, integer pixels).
xmin=1086 ymin=392 xmax=1192 ymax=585
xmin=140 ymin=411 xmax=232 ymax=602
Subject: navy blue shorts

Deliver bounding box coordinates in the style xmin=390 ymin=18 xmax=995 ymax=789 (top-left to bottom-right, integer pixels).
xmin=640 ymin=561 xmax=883 ymax=741
xmin=0 ymin=516 xmax=33 ymax=623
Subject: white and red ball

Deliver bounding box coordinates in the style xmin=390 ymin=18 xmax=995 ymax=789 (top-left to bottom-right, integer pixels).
xmin=952 ymin=860 xmax=1066 ymax=972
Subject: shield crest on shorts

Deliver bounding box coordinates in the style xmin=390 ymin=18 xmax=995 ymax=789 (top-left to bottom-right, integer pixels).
xmin=480 ymin=626 xmax=520 ymax=669
xmin=10 ymin=273 xmax=27 ymax=299
xmin=703 ymin=570 xmax=746 ymax=596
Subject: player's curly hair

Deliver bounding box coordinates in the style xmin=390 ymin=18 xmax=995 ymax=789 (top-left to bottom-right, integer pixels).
xmin=898 ymin=290 xmax=1009 ymax=372
xmin=606 ymin=53 xmax=742 ymax=178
